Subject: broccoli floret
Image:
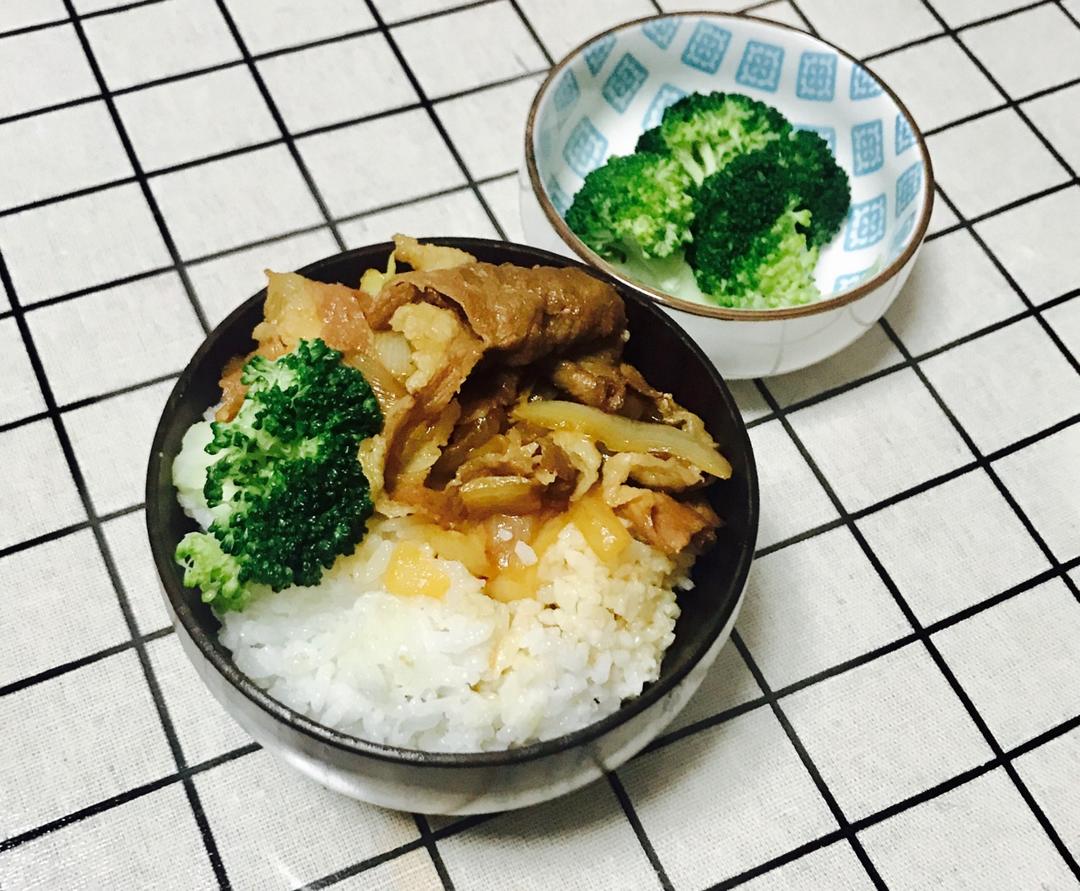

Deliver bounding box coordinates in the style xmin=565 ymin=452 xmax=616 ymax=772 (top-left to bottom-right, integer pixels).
xmin=687 ymin=147 xmax=820 ymax=309
xmin=566 ymin=91 xmax=849 ymax=309
xmin=176 ymin=338 xmax=382 ymax=611
xmin=686 ymin=130 xmax=851 ymax=308
xmin=653 ymin=92 xmax=791 ymax=185
xmin=175 ymin=532 xmax=253 ymax=612
xmin=778 ymin=129 xmax=851 ymax=247
xmin=635 ymin=125 xmax=665 ymax=154
xmin=565 ymin=152 xmax=696 ymax=263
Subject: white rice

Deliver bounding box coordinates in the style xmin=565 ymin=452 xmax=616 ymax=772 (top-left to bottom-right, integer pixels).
xmin=175 ymin=420 xmax=690 ymax=752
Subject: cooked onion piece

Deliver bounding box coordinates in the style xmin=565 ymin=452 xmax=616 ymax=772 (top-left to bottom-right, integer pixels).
xmin=550 ymin=431 xmax=602 ymax=501
xmin=568 ymin=491 xmax=632 ymax=567
xmin=384 ymin=541 xmax=450 ymax=599
xmin=346 ymin=348 xmax=406 ymax=409
xmin=459 ymin=475 xmax=543 ymax=516
xmin=211 ymin=240 xmax=732 ymax=610
xmin=513 ymin=400 xmax=732 ymax=480
xmin=372 ymin=330 xmax=412 ymax=380
xmin=424 ymin=526 xmax=489 ymax=577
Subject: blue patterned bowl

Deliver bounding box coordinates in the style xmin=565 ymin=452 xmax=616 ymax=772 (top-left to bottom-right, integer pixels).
xmin=521 ymin=12 xmax=934 ymax=378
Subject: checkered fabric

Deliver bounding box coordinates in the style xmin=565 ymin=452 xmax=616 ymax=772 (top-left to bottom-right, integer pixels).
xmin=1 ymin=1 xmax=1078 ymax=889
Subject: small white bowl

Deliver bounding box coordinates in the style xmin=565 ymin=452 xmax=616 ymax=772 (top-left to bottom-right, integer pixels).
xmin=521 ymin=11 xmax=934 ymax=379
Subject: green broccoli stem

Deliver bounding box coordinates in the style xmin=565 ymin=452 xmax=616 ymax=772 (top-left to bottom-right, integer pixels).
xmin=610 ymin=240 xmax=702 ymax=298
xmin=698 ymin=142 xmax=720 ymax=180
xmin=176 ymin=531 xmax=253 ymax=611
xmin=672 ymin=147 xmax=708 ymax=186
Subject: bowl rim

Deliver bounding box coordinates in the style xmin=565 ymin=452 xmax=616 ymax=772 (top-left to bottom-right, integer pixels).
xmin=524 ymin=10 xmax=936 ymax=323
xmin=146 ymin=237 xmax=759 ymax=769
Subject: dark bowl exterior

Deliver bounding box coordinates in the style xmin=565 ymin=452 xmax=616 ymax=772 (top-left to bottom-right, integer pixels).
xmin=147 ymin=238 xmax=758 ymax=813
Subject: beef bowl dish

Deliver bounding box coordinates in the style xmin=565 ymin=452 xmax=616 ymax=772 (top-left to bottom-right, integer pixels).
xmin=146 ymin=236 xmax=757 ymax=814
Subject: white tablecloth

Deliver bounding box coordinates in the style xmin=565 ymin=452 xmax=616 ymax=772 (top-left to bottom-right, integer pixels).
xmin=1 ymin=0 xmax=1078 ymax=888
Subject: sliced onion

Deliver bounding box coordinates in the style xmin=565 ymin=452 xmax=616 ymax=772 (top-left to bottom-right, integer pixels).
xmin=513 ymin=400 xmax=732 ymax=480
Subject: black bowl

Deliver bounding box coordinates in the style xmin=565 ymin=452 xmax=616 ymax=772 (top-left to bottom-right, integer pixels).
xmin=146 ymin=238 xmax=758 ymax=814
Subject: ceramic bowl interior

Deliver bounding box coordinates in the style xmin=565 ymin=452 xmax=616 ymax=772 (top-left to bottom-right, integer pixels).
xmin=529 ymin=12 xmax=932 ymax=308
xmin=146 ymin=238 xmax=758 ymax=768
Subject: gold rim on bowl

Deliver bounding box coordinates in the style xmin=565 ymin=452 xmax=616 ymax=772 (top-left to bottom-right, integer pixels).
xmin=524 ymin=11 xmax=936 ymax=323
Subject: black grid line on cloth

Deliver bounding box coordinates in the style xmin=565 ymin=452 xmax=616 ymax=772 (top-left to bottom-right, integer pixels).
xmin=759 ymin=541 xmax=1080 ymax=713
xmin=608 ymin=772 xmax=676 ymax=891
xmin=212 ymin=0 xmax=346 ymax=254
xmin=0 ymin=0 xmax=510 ymax=131
xmin=0 ymin=0 xmax=1073 ymax=314
xmin=859 ymin=0 xmax=1056 ymax=61
xmin=413 ymin=814 xmax=456 ymax=891
xmin=0 ymin=741 xmax=262 ymax=856
xmin=929 ymin=182 xmax=1080 ymax=383
xmin=0 ymin=0 xmax=169 ymax=42
xmin=649 ymin=556 xmax=1046 ymax=763
xmin=6 ymin=389 xmax=171 ymax=449
xmin=713 ymin=700 xmax=1080 ymax=889
xmin=0 ymin=247 xmax=228 ymax=887
xmin=734 ymin=0 xmax=805 ymax=17
xmin=916 ymin=0 xmax=1079 ymax=182
xmin=755 ymin=408 xmax=1080 ymax=561
xmin=507 ymin=0 xmax=555 ymax=67
xmin=730 ymin=631 xmax=888 ymax=888
xmin=9 ymin=706 xmax=1077 ymax=891
xmin=753 ymin=375 xmax=1080 ymax=883
xmin=0 ymin=67 xmax=545 ymax=222
xmin=0 ymin=0 xmax=1077 ymax=887
xmin=1058 ymin=0 xmax=1080 ymax=28
xmin=7 ymin=550 xmax=1080 ymax=886
xmin=57 ymin=0 xmax=211 ymax=336
xmin=0 ymin=502 xmax=143 ymax=562
xmin=920 ymin=73 xmax=1080 ymax=139
xmin=926 ymin=179 xmax=1079 ymax=243
xmin=778 ymin=0 xmax=816 ymax=32
xmin=740 ymin=283 xmax=1080 ymax=432
xmin=298 ymin=837 xmax=434 ymax=891
xmin=0 ymin=626 xmax=173 ymax=698
xmin=359 ymin=0 xmax=509 ymax=242
xmin=763 ymin=1 xmax=1080 ymax=881
xmin=0 ymin=167 xmax=519 ymax=326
